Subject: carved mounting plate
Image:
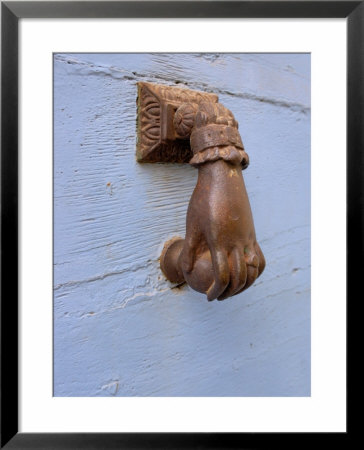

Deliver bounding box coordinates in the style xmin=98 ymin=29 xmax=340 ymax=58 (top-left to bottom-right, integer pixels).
xmin=136 ymin=82 xmax=218 ymax=163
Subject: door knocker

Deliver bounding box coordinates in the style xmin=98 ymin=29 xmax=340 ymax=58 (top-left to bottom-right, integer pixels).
xmin=137 ymin=82 xmax=265 ymax=301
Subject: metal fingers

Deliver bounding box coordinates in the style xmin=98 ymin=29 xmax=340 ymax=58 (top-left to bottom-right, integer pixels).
xmin=208 ymin=243 xmax=265 ymax=301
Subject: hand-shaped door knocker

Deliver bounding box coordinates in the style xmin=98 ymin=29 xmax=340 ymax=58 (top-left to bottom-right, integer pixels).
xmin=137 ymin=82 xmax=265 ymax=301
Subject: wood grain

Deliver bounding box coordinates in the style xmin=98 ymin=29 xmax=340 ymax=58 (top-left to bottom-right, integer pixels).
xmin=54 ymin=53 xmax=310 ymax=396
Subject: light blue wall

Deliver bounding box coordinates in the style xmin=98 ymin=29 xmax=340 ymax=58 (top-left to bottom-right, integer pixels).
xmin=54 ymin=53 xmax=310 ymax=396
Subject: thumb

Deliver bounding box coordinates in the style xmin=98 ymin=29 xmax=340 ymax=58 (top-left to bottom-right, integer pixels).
xmin=179 ymin=233 xmax=199 ymax=274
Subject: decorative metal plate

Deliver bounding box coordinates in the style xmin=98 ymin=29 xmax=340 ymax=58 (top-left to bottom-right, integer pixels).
xmin=136 ymin=82 xmax=218 ymax=163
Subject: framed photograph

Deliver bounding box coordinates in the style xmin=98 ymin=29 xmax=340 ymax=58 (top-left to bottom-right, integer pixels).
xmin=1 ymin=1 xmax=359 ymax=448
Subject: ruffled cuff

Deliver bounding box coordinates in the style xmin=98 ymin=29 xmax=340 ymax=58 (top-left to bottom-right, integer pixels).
xmin=189 ymin=146 xmax=249 ymax=169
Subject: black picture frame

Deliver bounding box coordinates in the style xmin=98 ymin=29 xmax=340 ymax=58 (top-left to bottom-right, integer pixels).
xmin=1 ymin=1 xmax=359 ymax=448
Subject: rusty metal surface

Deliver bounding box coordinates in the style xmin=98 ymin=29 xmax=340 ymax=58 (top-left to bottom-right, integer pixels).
xmin=138 ymin=82 xmax=265 ymax=301
xmin=137 ymin=82 xmax=218 ymax=163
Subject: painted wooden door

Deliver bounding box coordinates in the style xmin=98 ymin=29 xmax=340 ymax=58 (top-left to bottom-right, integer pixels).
xmin=54 ymin=53 xmax=310 ymax=396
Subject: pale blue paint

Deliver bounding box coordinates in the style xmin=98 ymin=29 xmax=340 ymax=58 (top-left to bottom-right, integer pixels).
xmin=53 ymin=53 xmax=310 ymax=397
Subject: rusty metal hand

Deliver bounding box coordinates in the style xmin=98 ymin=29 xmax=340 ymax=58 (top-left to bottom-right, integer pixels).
xmin=155 ymin=94 xmax=265 ymax=301
xmin=179 ymin=158 xmax=265 ymax=300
